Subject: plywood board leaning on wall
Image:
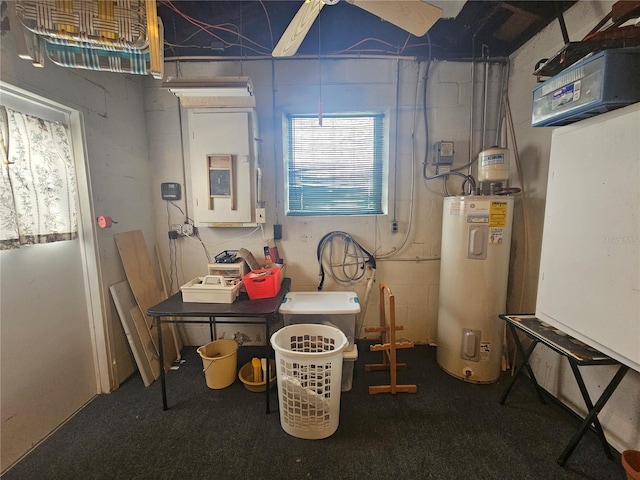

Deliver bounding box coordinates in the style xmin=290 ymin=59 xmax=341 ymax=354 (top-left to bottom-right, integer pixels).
xmin=115 ymin=230 xmax=178 ymax=370
xmin=110 ymin=281 xmax=161 ymax=386
xmin=155 ymin=243 xmax=183 ymax=359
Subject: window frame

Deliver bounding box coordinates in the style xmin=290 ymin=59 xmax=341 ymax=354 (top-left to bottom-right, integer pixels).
xmin=283 ymin=112 xmax=389 ymax=217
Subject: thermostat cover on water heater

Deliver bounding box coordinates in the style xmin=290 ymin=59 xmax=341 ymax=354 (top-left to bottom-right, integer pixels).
xmin=531 ymin=48 xmax=640 ymax=127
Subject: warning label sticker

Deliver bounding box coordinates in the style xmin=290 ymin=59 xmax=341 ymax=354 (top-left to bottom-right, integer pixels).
xmin=449 ymin=200 xmax=463 ymax=215
xmin=489 ymin=227 xmax=505 ymax=245
xmin=489 ymin=201 xmax=508 ymax=227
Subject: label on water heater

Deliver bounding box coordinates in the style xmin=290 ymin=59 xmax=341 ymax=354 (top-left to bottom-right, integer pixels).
xmin=448 ymin=199 xmax=463 ymax=215
xmin=450 ymin=199 xmax=492 ymax=216
xmin=480 ymin=342 xmax=491 ymax=361
xmin=467 ymin=214 xmax=488 ymax=224
xmin=450 ymin=198 xmax=509 ymax=248
xmin=489 ymin=201 xmax=508 ymax=227
xmin=489 ymin=228 xmax=504 ymax=245
xmin=489 ymin=201 xmax=508 ymax=245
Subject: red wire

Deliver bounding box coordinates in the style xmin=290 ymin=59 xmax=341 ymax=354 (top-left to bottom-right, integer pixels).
xmin=161 ymin=1 xmax=272 ymax=55
xmin=258 ymin=0 xmax=274 ymax=50
xmin=162 ymin=1 xmax=429 ymax=58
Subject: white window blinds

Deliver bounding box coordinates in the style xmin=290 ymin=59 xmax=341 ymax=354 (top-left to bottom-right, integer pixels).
xmin=285 ymin=114 xmax=384 ymax=216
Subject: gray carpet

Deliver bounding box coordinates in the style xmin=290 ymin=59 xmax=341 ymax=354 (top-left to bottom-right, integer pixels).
xmin=2 ymin=342 xmax=626 ymax=479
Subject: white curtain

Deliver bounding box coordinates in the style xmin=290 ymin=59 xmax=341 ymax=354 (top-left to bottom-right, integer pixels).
xmin=0 ymin=106 xmax=78 ymax=249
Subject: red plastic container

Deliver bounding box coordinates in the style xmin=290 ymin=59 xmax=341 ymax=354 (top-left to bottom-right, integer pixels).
xmin=243 ymin=267 xmax=282 ymax=300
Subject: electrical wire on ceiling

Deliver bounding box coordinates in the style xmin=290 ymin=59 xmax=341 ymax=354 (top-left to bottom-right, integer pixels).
xmin=160 ymin=1 xmax=434 ymax=59
xmin=161 ymin=0 xmax=272 ymax=55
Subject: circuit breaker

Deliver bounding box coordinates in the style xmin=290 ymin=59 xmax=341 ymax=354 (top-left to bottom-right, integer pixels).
xmin=186 ymin=108 xmax=260 ymax=226
xmin=433 ymin=141 xmax=455 ymax=165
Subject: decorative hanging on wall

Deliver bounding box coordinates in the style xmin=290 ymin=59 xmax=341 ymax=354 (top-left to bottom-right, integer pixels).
xmin=12 ymin=0 xmax=163 ymax=79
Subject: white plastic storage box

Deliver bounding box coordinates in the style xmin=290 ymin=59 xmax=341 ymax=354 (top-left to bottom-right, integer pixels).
xmin=279 ymin=291 xmax=360 ymax=347
xmin=181 ymin=276 xmax=242 ymax=303
xmin=207 ymin=258 xmax=249 ymax=281
xmin=342 ymin=344 xmax=358 ymax=392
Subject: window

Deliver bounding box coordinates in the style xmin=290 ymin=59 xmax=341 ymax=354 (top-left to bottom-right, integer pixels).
xmin=0 ymin=106 xmax=79 ymax=249
xmin=284 ymin=113 xmax=386 ymax=216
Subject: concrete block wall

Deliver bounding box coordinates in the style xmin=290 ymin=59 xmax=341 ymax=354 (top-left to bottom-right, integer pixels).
xmin=144 ymin=57 xmax=505 ymax=347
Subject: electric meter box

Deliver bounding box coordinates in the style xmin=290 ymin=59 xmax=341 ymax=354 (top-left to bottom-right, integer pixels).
xmin=531 ymin=48 xmax=640 ymax=127
xmin=279 ymin=291 xmax=360 ymax=348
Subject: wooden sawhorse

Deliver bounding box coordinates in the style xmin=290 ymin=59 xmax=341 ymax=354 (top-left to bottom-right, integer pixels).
xmin=365 ymin=283 xmax=417 ymax=394
xmin=499 ymin=314 xmax=629 ymax=466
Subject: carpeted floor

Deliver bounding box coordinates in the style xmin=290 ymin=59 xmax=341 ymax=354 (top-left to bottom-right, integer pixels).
xmin=2 ymin=342 xmax=627 ymax=479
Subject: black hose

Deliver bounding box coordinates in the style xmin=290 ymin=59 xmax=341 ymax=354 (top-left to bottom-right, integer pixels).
xmin=316 ymin=231 xmax=376 ymax=290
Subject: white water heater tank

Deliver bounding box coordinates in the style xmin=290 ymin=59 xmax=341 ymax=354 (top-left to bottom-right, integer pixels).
xmin=436 ymin=195 xmax=514 ymax=383
xmin=477 ymin=147 xmax=510 ymax=184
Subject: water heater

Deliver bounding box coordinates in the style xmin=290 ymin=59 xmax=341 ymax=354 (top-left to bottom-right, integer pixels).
xmin=436 ymin=195 xmax=514 ymax=383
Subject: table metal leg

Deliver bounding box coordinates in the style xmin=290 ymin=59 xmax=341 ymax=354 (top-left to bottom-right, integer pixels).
xmin=265 ymin=316 xmax=271 ymax=414
xmin=157 ymin=316 xmax=168 ymax=411
xmin=500 ymin=324 xmax=546 ymax=405
xmin=557 ymin=364 xmax=629 ymax=466
xmin=567 ymin=359 xmax=612 ymax=460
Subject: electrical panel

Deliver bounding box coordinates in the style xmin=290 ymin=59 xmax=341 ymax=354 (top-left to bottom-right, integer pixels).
xmin=186 ymin=108 xmax=260 ymax=226
xmin=433 ymin=141 xmax=454 ymax=165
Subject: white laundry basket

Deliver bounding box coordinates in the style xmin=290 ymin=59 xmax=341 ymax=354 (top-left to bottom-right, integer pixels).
xmin=270 ymin=324 xmax=348 ymax=439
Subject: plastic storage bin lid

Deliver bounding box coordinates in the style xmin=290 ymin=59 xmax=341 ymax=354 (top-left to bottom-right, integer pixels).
xmin=344 ymin=343 xmax=358 ymax=359
xmin=279 ymin=291 xmax=360 ymax=314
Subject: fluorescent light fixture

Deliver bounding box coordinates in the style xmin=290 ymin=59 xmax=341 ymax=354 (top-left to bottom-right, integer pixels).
xmin=162 ymin=76 xmax=255 ymax=108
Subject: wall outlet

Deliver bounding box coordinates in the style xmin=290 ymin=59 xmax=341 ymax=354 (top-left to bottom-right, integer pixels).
xmin=391 ymin=220 xmax=399 ymax=233
xmin=170 ymin=223 xmax=194 ymax=236
xmin=256 ymin=208 xmax=266 ymax=223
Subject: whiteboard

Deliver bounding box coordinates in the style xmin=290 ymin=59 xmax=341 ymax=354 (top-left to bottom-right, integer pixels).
xmin=536 ymin=103 xmax=640 ymax=372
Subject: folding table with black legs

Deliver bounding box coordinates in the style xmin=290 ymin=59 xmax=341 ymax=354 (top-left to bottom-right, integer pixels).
xmin=499 ymin=314 xmax=629 ymax=466
xmin=148 ymin=278 xmax=291 ymax=414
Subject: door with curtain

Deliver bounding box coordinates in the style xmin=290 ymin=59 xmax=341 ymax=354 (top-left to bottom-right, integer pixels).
xmin=0 ymin=87 xmax=99 ymax=471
